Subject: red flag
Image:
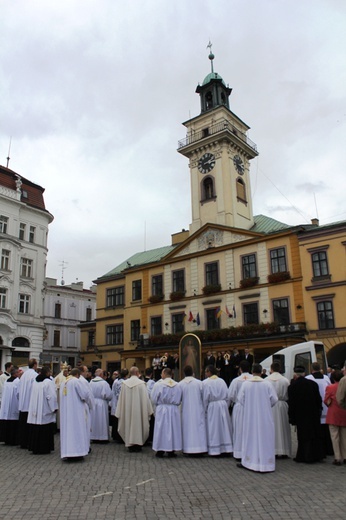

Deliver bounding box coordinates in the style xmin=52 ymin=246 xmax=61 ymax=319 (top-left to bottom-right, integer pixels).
xmin=188 ymin=311 xmax=194 ymax=322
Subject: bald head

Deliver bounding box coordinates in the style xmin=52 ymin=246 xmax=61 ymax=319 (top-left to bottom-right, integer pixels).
xmin=95 ymin=368 xmax=103 ymax=377
xmin=130 ymin=366 xmax=139 ymax=377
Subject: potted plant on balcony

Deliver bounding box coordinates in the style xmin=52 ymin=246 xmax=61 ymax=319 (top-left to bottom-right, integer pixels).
xmin=239 ymin=276 xmax=259 ymax=289
xmin=202 ymin=284 xmax=222 ymax=295
xmin=267 ymin=271 xmax=291 ymax=284
xmin=169 ymin=290 xmax=186 ymax=302
xmin=148 ymin=294 xmax=164 ymax=304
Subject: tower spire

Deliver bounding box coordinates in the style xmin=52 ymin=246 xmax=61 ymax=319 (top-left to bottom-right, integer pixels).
xmin=207 ymin=40 xmax=215 ymax=73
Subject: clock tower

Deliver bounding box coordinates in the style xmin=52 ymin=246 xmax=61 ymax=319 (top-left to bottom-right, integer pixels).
xmin=178 ymin=48 xmax=258 ymax=234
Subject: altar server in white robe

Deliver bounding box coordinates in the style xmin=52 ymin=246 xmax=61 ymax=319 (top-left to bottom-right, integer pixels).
xmin=179 ymin=365 xmax=207 ymax=455
xmin=78 ymin=365 xmax=94 ymax=449
xmin=115 ymin=366 xmax=153 ymax=452
xmin=265 ymin=362 xmax=291 ymax=458
xmin=228 ymin=360 xmax=253 ymax=460
xmin=111 ymin=368 xmax=128 ymax=442
xmin=0 ymin=367 xmax=20 ymax=445
xmin=202 ymin=365 xmax=233 ymax=456
xmin=151 ymin=367 xmax=182 ymax=457
xmin=237 ymin=363 xmax=278 ymax=472
xmin=27 ymin=366 xmax=58 ymax=454
xmin=60 ymin=368 xmax=93 ymax=460
xmin=18 ymin=358 xmax=38 ymax=449
xmin=90 ymin=369 xmax=112 ymax=442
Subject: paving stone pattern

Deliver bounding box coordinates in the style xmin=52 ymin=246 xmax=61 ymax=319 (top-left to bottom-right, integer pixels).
xmin=0 ymin=432 xmax=345 ymax=520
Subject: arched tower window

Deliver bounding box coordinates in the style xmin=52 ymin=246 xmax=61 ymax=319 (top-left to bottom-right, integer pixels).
xmin=236 ymin=178 xmax=247 ymax=202
xmin=203 ymin=177 xmax=215 ymax=200
xmin=205 ymin=91 xmax=213 ymax=110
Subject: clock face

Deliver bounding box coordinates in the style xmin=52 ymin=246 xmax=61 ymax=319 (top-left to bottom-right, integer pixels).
xmin=198 ymin=153 xmax=216 ymax=174
xmin=233 ymin=155 xmax=244 ymax=175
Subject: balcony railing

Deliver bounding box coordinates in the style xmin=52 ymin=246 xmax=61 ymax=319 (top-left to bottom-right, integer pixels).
xmin=137 ymin=321 xmax=307 ymax=348
xmin=178 ymin=118 xmax=257 ymax=153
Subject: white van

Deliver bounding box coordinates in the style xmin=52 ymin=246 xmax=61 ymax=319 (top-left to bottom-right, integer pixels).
xmin=260 ymin=341 xmax=327 ymax=381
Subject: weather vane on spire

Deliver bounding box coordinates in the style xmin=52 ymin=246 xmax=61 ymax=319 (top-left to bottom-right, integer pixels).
xmin=206 ymin=40 xmax=214 ymax=73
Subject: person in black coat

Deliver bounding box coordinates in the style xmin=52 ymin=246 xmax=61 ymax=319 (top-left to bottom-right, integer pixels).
xmin=288 ymin=366 xmax=323 ymax=463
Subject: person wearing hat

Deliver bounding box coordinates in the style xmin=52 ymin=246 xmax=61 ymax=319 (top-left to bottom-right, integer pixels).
xmin=288 ymin=365 xmax=323 ymax=463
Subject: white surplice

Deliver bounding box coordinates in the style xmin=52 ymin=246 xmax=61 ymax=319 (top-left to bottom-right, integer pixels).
xmin=89 ymin=376 xmax=112 ymax=441
xmin=18 ymin=368 xmax=37 ymax=412
xmin=202 ymin=375 xmax=233 ymax=456
xmin=265 ymin=372 xmax=291 ymax=457
xmin=115 ymin=376 xmax=153 ymax=447
xmin=0 ymin=378 xmax=20 ymax=420
xmin=228 ymin=372 xmax=253 ymax=459
xmin=151 ymin=378 xmax=182 ymax=452
xmin=59 ymin=376 xmax=93 ymax=458
xmin=238 ymin=376 xmax=278 ymax=472
xmin=28 ymin=378 xmax=57 ymax=425
xmin=306 ymin=374 xmax=330 ymax=424
xmin=110 ymin=378 xmax=124 ymax=416
xmin=179 ymin=376 xmax=207 ymax=454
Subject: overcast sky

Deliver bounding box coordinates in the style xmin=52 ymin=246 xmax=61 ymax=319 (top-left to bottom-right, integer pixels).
xmin=1 ymin=0 xmax=345 ymax=288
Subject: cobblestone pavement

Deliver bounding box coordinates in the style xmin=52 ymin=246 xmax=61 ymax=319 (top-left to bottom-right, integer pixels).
xmin=0 ymin=431 xmax=345 ymax=520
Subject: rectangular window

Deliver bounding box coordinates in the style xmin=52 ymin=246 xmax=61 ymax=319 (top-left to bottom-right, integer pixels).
xmin=106 ymin=324 xmax=124 ymax=345
xmin=243 ymin=302 xmax=259 ymax=325
xmin=88 ymin=330 xmax=95 ymax=347
xmin=1 ymin=249 xmax=10 ymax=271
xmin=29 ymin=226 xmax=36 ymax=243
xmin=131 ymin=320 xmax=141 ymax=341
xmin=317 ymin=301 xmax=334 ymax=330
xmin=205 ymin=262 xmax=219 ymax=286
xmin=19 ymin=223 xmax=26 ymax=240
xmin=132 ymin=280 xmax=142 ymax=301
xmin=53 ymin=330 xmax=60 ymax=347
xmin=270 ymin=248 xmax=287 ymax=274
xmin=106 ymin=286 xmax=125 ymax=307
xmin=172 ymin=269 xmax=185 ymax=293
xmin=20 ymin=258 xmax=33 ymax=278
xmin=0 ymin=288 xmax=7 ymax=309
xmin=312 ymin=251 xmax=329 ymax=278
xmin=272 ymin=298 xmax=290 ymax=325
xmin=151 ymin=316 xmax=162 ymax=336
xmin=242 ymin=254 xmax=257 ymax=279
xmin=55 ymin=303 xmax=61 ymax=318
xmin=86 ymin=307 xmax=92 ymax=321
xmin=152 ymin=275 xmax=163 ymax=296
xmin=206 ymin=308 xmax=220 ymax=330
xmin=172 ymin=313 xmax=185 ymax=334
xmin=19 ymin=294 xmax=30 ymax=314
xmin=0 ymin=216 xmax=8 ymax=234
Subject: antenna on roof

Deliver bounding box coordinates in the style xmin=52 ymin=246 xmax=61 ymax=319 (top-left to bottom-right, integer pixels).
xmin=6 ymin=137 xmax=12 ymax=168
xmin=313 ymin=192 xmax=319 ymax=220
xmin=59 ymin=260 xmax=68 ymax=286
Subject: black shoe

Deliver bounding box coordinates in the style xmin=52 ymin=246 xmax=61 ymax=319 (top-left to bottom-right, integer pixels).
xmin=155 ymin=451 xmax=165 ymax=458
xmin=236 ymin=463 xmax=245 ymax=469
xmin=167 ymin=451 xmax=177 ymax=458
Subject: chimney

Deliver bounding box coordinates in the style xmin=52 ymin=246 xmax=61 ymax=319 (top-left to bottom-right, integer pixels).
xmin=311 ymin=218 xmax=319 ymax=226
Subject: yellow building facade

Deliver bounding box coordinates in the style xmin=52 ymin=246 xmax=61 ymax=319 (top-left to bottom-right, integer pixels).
xmin=81 ymin=52 xmax=346 ymax=373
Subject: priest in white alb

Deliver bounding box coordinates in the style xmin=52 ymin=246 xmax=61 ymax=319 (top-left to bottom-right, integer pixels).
xmin=27 ymin=366 xmax=58 ymax=454
xmin=59 ymin=368 xmax=93 ymax=460
xmin=115 ymin=366 xmax=153 ymax=452
xmin=90 ymin=369 xmax=112 ymax=442
xmin=151 ymin=367 xmax=182 ymax=457
xmin=0 ymin=366 xmax=21 ymax=445
xmin=228 ymin=359 xmax=253 ymax=460
xmin=237 ymin=363 xmax=278 ymax=472
xmin=265 ymin=361 xmax=291 ymax=458
xmin=18 ymin=358 xmax=38 ymax=449
xmin=202 ymin=364 xmax=233 ymax=456
xmin=179 ymin=365 xmax=207 ymax=455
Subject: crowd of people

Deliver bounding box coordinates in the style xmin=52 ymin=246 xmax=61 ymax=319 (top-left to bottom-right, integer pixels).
xmin=0 ymin=355 xmax=345 ymax=472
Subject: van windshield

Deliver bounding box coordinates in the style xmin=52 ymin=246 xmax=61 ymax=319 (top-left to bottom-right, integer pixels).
xmin=315 ymin=343 xmax=327 ymax=374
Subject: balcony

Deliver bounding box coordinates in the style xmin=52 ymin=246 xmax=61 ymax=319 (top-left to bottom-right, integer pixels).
xmin=138 ymin=321 xmax=307 ymax=348
xmin=178 ymin=118 xmax=257 ymax=154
